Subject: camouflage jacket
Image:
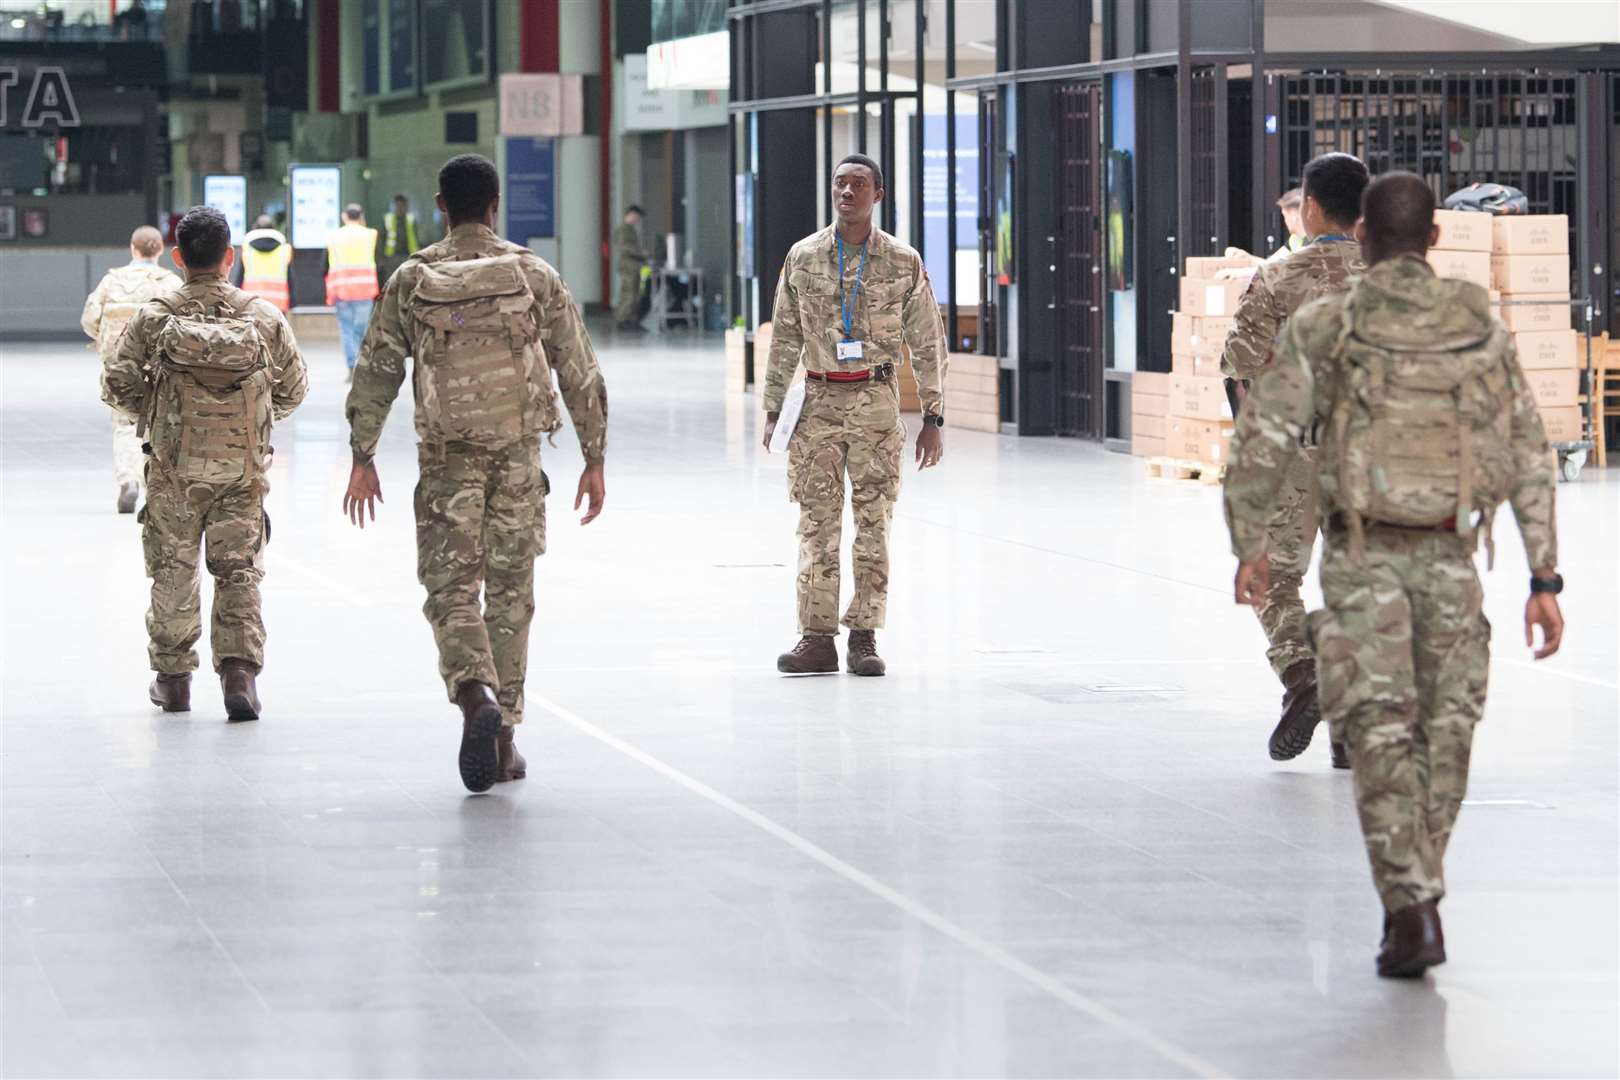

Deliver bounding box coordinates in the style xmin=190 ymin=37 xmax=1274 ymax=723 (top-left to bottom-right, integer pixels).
xmin=81 ymin=260 xmax=181 ymax=357
xmin=615 ymin=223 xmax=646 ymax=266
xmin=1220 ymin=237 xmax=1363 ymax=380
xmin=103 ymin=272 xmax=309 ymax=424
xmin=346 ymin=223 xmax=608 ymax=464
xmin=1224 ymin=254 xmax=1557 ymax=570
xmin=764 ymin=225 xmax=947 ymax=417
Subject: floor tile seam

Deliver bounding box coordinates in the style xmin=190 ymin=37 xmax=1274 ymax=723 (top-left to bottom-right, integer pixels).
xmin=528 ymin=691 xmax=1232 ymax=1080
xmin=391 ymin=927 xmax=543 ymax=1070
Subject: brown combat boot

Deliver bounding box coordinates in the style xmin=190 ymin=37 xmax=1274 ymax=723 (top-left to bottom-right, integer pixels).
xmin=149 ymin=673 xmax=191 ymax=713
xmin=1377 ymin=899 xmax=1446 ymax=978
xmin=845 ymin=630 xmax=886 ymax=677
xmin=117 ymin=482 xmax=139 ymax=514
xmin=455 ymin=681 xmax=503 ymax=793
xmin=497 ymin=726 xmax=527 ymax=782
xmin=219 ymin=659 xmax=261 ymax=722
xmin=776 ymin=635 xmax=838 ymax=674
xmin=1268 ymin=659 xmax=1322 ymax=761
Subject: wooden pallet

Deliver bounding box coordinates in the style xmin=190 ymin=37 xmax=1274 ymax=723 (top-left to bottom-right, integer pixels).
xmin=1146 ymin=456 xmax=1225 ymax=485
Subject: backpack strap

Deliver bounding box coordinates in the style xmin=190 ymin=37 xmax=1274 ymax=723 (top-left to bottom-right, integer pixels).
xmin=1326 ymin=292 xmax=1367 ymax=563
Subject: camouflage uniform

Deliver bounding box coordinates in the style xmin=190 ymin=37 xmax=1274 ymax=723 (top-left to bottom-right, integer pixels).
xmin=346 ymin=223 xmax=607 ymax=725
xmin=765 ymin=226 xmax=947 ymax=635
xmin=1221 ymin=236 xmax=1363 ymax=680
xmin=81 ymin=260 xmax=182 ymax=492
xmin=613 ymin=223 xmax=646 ymax=325
xmin=103 ymin=272 xmax=309 ymax=674
xmin=1224 ymin=255 xmax=1557 ymax=910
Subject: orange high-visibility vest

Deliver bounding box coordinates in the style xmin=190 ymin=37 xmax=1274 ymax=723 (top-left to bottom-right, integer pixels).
xmin=241 ymin=229 xmax=292 ymax=311
xmin=325 ymin=223 xmax=380 ymax=304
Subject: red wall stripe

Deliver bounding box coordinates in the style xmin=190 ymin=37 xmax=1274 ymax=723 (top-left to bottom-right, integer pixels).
xmin=521 ymin=0 xmax=561 ymax=73
xmin=318 ymin=0 xmax=340 ymax=113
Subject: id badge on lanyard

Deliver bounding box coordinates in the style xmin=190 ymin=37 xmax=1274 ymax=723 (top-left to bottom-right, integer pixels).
xmin=837 ymin=234 xmax=867 ymax=364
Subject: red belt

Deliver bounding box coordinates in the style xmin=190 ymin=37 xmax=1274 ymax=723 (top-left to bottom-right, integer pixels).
xmin=806 ymin=362 xmax=894 ymax=384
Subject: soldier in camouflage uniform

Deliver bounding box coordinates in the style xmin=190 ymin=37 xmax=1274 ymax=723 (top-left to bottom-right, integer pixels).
xmin=81 ymin=225 xmax=180 ymax=513
xmin=613 ymin=205 xmax=648 ymax=330
xmin=1224 ymin=173 xmax=1564 ymax=978
xmin=342 ymin=154 xmax=608 ymax=793
xmin=1220 ymin=152 xmax=1369 ymax=769
xmin=762 ymin=154 xmax=947 ymax=677
xmin=104 ymin=206 xmax=309 ymax=720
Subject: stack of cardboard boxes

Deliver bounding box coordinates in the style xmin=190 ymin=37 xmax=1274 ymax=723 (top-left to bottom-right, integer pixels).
xmin=1137 ymin=256 xmax=1251 ymax=468
xmin=1131 ymin=371 xmax=1169 ymax=458
xmin=1427 ymin=210 xmax=1495 ymax=288
xmin=1490 ymin=214 xmax=1580 ymax=443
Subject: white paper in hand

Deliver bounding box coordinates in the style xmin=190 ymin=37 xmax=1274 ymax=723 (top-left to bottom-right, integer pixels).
xmin=769 ymin=380 xmax=806 ymax=454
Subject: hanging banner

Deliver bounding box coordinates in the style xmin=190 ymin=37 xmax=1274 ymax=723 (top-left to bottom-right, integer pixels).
xmin=203 ymin=174 xmax=248 ymax=246
xmin=289 ymin=164 xmax=342 ymax=249
xmin=503 ymin=137 xmax=555 ymax=242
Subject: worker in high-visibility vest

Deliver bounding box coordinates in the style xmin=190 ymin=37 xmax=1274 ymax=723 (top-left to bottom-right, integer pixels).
xmin=325 ymin=203 xmax=380 ymax=378
xmin=381 ymin=193 xmax=420 ymax=283
xmin=241 ymin=214 xmax=292 ymax=312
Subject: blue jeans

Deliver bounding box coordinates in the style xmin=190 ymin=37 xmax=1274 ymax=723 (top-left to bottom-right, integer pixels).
xmin=335 ymin=299 xmax=374 ymax=370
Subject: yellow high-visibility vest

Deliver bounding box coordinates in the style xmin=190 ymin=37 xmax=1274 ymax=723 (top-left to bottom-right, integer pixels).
xmin=325 ymin=223 xmax=379 ymax=304
xmin=241 ymin=229 xmax=292 ymax=311
xmin=383 ymin=211 xmax=419 ymax=257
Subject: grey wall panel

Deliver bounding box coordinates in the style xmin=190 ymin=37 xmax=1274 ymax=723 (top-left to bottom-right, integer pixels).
xmin=0 ymin=248 xmax=126 ymax=337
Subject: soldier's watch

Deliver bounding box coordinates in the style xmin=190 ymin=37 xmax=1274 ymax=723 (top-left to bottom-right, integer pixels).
xmin=923 ymin=414 xmax=944 ymax=428
xmin=1529 ymin=573 xmax=1564 ymax=595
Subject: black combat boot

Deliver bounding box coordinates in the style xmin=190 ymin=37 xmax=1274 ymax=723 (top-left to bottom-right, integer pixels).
xmin=455 ymin=681 xmax=503 ymax=793
xmin=219 ymin=659 xmax=261 ymax=722
xmin=497 ymin=726 xmax=527 ymax=782
xmin=845 ymin=630 xmax=886 ymax=677
xmin=776 ymin=635 xmax=838 ymax=674
xmin=1268 ymin=659 xmax=1322 ymax=760
xmin=149 ymin=673 xmax=191 ymax=713
xmin=1377 ymin=900 xmax=1446 ymax=978
xmin=117 ymin=483 xmax=139 ymax=514
xmin=1331 ymin=741 xmax=1351 ymax=770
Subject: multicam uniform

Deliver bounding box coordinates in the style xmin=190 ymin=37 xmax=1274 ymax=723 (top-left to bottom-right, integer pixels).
xmin=613 ymin=222 xmax=647 ymax=325
xmin=765 ymin=225 xmax=947 ymax=636
xmin=104 ymin=273 xmax=309 ymax=675
xmin=1221 ymin=236 xmax=1364 ymax=682
xmin=81 ymin=260 xmax=182 ymax=494
xmin=346 ymin=223 xmax=607 ymax=726
xmin=1224 ymin=255 xmax=1557 ymax=910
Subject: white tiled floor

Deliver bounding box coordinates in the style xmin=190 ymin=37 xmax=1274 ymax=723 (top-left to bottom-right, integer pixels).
xmin=2 ymin=329 xmax=1616 ymax=1079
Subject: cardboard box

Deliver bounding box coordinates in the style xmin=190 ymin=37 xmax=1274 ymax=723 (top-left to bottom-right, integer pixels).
xmin=1134 ymin=371 xmax=1171 ymax=398
xmin=1172 ymin=351 xmax=1224 ymax=378
xmin=1525 ymin=367 xmax=1579 ymax=408
xmin=1492 ymin=214 xmax=1569 ymax=255
xmin=1426 ymin=249 xmax=1492 ymax=287
xmin=1491 ymin=254 xmax=1570 ymax=296
xmin=1132 ymin=413 xmax=1167 ymax=440
xmin=1514 ymin=329 xmax=1579 ymax=371
xmin=1167 ymin=417 xmax=1233 ymax=466
xmin=1178 ymin=277 xmax=1249 ymax=319
xmin=1432 ymin=209 xmax=1494 ymax=252
xmin=1171 ymin=313 xmax=1234 ymax=355
xmin=1538 ymin=405 xmax=1583 ymax=443
xmin=1183 ymin=256 xmax=1257 ymax=280
xmin=1169 ymin=374 xmax=1232 ymax=422
xmin=1495 ymin=293 xmax=1571 ymax=332
xmin=1132 ymin=433 xmax=1168 ymax=458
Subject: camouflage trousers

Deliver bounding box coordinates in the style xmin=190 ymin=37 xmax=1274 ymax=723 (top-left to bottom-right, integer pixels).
xmin=613 ymin=270 xmax=641 ymax=324
xmin=1309 ymin=527 xmax=1489 ymax=912
xmin=1255 ymin=448 xmax=1320 ymax=680
xmin=112 ymin=410 xmax=144 ymax=490
xmin=787 ymin=380 xmax=904 ymax=636
xmin=141 ymin=465 xmax=268 ymax=674
xmin=415 ymin=439 xmax=547 ymax=725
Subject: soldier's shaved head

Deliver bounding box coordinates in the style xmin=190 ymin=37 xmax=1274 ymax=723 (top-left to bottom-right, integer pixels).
xmin=130 ymin=226 xmax=163 ymax=258
xmin=1360 ymin=172 xmax=1436 ymax=257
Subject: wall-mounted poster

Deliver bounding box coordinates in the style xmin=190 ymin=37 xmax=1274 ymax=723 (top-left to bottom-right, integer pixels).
xmin=994 ymin=152 xmax=1014 ymax=286
xmin=22 ymin=208 xmax=48 ymax=238
xmin=203 ymin=174 xmax=248 ymax=246
xmin=0 ymin=205 xmax=15 ymax=241
xmin=1106 ymin=150 xmax=1133 ymax=291
xmin=289 ymin=165 xmax=342 ymax=249
xmin=503 ymin=137 xmax=555 ymax=243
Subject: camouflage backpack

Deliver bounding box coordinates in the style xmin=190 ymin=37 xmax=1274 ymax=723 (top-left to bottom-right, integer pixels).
xmin=407 ymin=254 xmax=549 ymax=447
xmin=145 ymin=293 xmax=274 ymax=484
xmin=97 ymin=301 xmax=145 ymax=358
xmin=1323 ymin=289 xmax=1519 ymax=559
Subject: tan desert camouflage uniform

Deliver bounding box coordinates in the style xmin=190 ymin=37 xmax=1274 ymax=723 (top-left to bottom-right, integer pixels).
xmin=103 ymin=272 xmax=308 ymax=674
xmin=81 ymin=260 xmax=182 ymax=490
xmin=1221 ymin=236 xmax=1364 ymax=680
xmin=1224 ymin=254 xmax=1557 ymax=911
xmin=765 ymin=225 xmax=946 ymax=635
xmin=346 ymin=222 xmax=607 ymax=725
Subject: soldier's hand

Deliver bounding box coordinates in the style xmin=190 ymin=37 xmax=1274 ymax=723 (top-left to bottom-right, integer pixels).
xmin=916 ymin=424 xmax=943 ymax=470
xmin=762 ymin=411 xmax=779 ymax=452
xmin=575 ymin=463 xmax=605 ymax=525
xmin=1525 ymin=592 xmax=1564 ymax=660
xmin=343 ymin=461 xmax=383 ymax=528
xmin=1234 ymin=556 xmax=1270 ymax=607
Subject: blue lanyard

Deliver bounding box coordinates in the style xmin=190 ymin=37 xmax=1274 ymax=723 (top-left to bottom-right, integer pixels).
xmin=837 ymin=234 xmax=868 ymax=340
xmin=1312 ymin=233 xmax=1353 ymax=245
